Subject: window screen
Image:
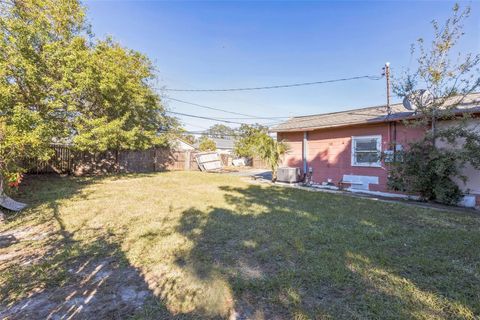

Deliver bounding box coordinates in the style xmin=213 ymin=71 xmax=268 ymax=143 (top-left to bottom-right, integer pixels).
xmin=352 ymin=136 xmax=381 ymax=166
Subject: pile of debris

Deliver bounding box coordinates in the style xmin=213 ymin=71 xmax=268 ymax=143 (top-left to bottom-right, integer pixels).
xmin=0 ymin=180 xmax=27 ymax=221
xmin=195 ymin=152 xmax=246 ymax=173
xmin=195 ymin=152 xmax=223 ymax=172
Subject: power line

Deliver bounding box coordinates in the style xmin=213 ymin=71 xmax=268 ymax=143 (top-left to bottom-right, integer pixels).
xmin=165 ymin=97 xmax=257 ymax=118
xmin=213 ymin=116 xmax=289 ymax=120
xmin=179 ymin=120 xmax=209 ymax=130
xmin=163 ymin=75 xmax=383 ymax=92
xmin=159 ymin=129 xmax=239 ymax=137
xmin=164 ymin=97 xmax=291 ymax=120
xmin=168 ymin=103 xmax=395 ymax=131
xmin=166 ymin=111 xmax=250 ymax=125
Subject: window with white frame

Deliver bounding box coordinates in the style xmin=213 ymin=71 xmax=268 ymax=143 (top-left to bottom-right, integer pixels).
xmin=351 ymin=135 xmax=382 ymax=167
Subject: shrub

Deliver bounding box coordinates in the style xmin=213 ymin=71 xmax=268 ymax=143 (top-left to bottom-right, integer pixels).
xmin=388 ymin=139 xmax=465 ymax=205
xmin=198 ymin=137 xmax=216 ymax=152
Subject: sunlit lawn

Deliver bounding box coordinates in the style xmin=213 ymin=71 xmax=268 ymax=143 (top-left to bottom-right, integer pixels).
xmin=1 ymin=171 xmax=479 ymax=319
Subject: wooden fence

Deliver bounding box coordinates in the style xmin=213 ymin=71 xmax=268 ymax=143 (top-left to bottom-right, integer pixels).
xmin=27 ymin=146 xmax=199 ymax=175
xmin=27 ymin=144 xmax=73 ymax=174
xmin=252 ymin=157 xmax=268 ymax=169
xmin=27 ymin=145 xmax=268 ymax=176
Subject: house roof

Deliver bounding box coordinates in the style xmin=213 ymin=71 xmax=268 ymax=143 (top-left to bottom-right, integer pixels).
xmin=193 ymin=137 xmax=235 ymax=150
xmin=271 ymin=93 xmax=480 ymax=132
xmin=211 ymin=138 xmax=235 ymax=149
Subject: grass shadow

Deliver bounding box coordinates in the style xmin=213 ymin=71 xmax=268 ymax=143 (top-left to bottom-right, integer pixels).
xmin=175 ymin=183 xmax=480 ymax=318
xmin=2 ymin=172 xmax=479 ymax=319
xmin=0 ymin=172 xmax=191 ymax=319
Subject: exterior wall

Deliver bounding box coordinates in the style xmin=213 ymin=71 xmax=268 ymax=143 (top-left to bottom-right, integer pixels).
xmin=437 ymin=117 xmax=480 ymax=204
xmin=278 ymin=131 xmax=304 ymax=169
xmin=278 ymin=122 xmax=425 ymax=193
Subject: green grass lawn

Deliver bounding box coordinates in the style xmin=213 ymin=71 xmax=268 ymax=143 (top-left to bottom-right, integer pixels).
xmin=0 ymin=171 xmax=479 ymax=319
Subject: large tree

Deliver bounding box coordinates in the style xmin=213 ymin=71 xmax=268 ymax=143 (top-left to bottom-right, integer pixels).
xmin=233 ymin=124 xmax=268 ymax=157
xmin=72 ymin=38 xmax=172 ymax=151
xmin=205 ymin=124 xmax=236 ymax=139
xmin=198 ymin=136 xmax=216 ymax=152
xmin=0 ymin=0 xmax=88 ymax=186
xmin=0 ymin=0 xmax=172 ymax=189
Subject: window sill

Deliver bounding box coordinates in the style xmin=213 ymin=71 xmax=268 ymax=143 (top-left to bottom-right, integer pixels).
xmin=351 ymin=163 xmax=383 ymax=168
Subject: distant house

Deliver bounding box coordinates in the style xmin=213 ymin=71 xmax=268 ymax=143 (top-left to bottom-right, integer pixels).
xmin=271 ymin=93 xmax=480 ymax=206
xmin=212 ymin=138 xmax=235 ymax=154
xmin=172 ymin=138 xmax=196 ymax=152
xmin=195 ymin=137 xmax=235 ymax=154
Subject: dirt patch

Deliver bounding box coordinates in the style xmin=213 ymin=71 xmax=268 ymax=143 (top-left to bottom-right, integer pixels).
xmin=0 ymin=255 xmax=153 ymax=319
xmin=0 ymin=221 xmax=154 ymax=320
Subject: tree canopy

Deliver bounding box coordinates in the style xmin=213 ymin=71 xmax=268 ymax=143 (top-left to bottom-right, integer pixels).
xmin=205 ymin=124 xmax=236 ymax=139
xmin=0 ymin=0 xmax=173 ymax=187
xmin=393 ymin=4 xmax=480 ymax=125
xmin=233 ymin=124 xmax=268 ymax=157
xmin=72 ymin=38 xmax=172 ymax=151
xmin=198 ymin=136 xmax=216 ymax=152
xmin=255 ymin=134 xmax=289 ymax=182
xmin=233 ymin=124 xmax=288 ymax=181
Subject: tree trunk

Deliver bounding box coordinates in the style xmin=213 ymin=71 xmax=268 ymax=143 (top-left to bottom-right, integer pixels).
xmin=432 ymin=109 xmax=437 ymax=148
xmin=271 ymin=167 xmax=277 ymax=183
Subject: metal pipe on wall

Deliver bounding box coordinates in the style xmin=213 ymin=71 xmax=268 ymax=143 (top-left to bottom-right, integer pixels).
xmin=303 ymin=131 xmax=308 ymax=174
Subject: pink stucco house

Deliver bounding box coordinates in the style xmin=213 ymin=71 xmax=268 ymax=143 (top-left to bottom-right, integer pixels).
xmin=271 ymin=93 xmax=480 ymax=206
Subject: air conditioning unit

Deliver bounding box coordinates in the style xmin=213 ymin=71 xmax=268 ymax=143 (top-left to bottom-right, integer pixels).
xmin=277 ymin=167 xmax=301 ymax=183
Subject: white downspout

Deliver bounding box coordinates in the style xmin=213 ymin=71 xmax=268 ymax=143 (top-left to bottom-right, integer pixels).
xmin=303 ymin=131 xmax=308 ymax=174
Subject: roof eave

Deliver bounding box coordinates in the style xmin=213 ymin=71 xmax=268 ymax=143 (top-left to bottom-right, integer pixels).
xmin=271 ymin=118 xmax=393 ymax=133
xmin=271 ymin=108 xmax=480 ymax=133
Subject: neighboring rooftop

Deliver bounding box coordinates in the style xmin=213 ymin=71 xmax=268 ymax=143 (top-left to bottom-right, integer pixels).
xmin=211 ymin=137 xmax=235 ymax=149
xmin=172 ymin=137 xmax=196 ymax=149
xmin=271 ymin=92 xmax=480 ymax=132
xmin=194 ymin=137 xmax=235 ymax=150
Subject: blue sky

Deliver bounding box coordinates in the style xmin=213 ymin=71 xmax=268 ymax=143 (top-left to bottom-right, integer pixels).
xmin=85 ymin=1 xmax=480 ymax=131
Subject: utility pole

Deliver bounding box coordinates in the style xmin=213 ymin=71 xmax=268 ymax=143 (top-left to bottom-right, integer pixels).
xmin=383 ymin=62 xmax=391 ymax=115
xmin=383 ymin=62 xmax=393 ymax=156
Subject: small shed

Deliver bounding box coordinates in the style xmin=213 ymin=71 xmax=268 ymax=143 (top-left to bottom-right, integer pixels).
xmin=172 ymin=138 xmax=196 ymax=152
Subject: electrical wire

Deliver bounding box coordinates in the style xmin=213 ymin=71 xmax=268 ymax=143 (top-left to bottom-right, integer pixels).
xmin=166 ymin=111 xmax=250 ymax=125
xmin=179 ymin=120 xmax=209 ymax=130
xmin=167 ymin=104 xmax=392 ymax=130
xmin=163 ymin=75 xmax=383 ymax=92
xmin=165 ymin=97 xmax=291 ymax=120
xmin=164 ymin=97 xmax=280 ymax=119
xmin=158 ymin=129 xmax=240 ymax=137
xmin=167 ymin=102 xmax=396 ymax=131
xmin=163 ymin=73 xmax=386 ymax=129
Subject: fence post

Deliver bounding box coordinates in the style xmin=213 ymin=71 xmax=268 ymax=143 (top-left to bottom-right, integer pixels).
xmin=153 ymin=148 xmax=157 ymax=171
xmin=185 ymin=151 xmax=191 ymax=171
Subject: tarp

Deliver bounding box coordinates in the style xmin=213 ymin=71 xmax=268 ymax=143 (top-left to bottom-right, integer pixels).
xmin=232 ymin=158 xmax=247 ymax=167
xmin=0 ymin=193 xmax=27 ymax=211
xmin=0 ymin=178 xmax=27 ymax=212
